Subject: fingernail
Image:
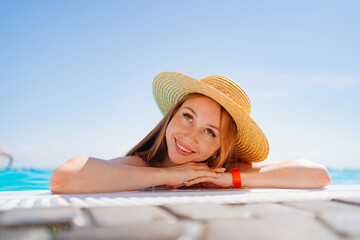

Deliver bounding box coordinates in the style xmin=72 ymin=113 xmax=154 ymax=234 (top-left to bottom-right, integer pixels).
xmin=184 ymin=181 xmax=189 ymax=184
xmin=221 ymin=168 xmax=226 ymax=171
xmin=217 ymin=174 xmax=222 ymax=177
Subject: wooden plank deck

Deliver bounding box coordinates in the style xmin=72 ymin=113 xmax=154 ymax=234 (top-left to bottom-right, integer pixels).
xmin=0 ymin=185 xmax=360 ymax=239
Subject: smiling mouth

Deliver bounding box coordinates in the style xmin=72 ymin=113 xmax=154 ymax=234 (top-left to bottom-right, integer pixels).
xmin=174 ymin=138 xmax=195 ymax=154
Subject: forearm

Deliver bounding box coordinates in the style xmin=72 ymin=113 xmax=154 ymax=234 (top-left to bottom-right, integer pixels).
xmin=239 ymin=159 xmax=331 ymax=189
xmin=50 ymin=157 xmax=167 ymax=194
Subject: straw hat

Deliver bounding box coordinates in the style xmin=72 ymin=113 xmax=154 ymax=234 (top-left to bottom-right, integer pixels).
xmin=152 ymin=71 xmax=269 ymax=163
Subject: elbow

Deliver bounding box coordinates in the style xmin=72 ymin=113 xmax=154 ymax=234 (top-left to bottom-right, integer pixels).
xmin=50 ymin=156 xmax=88 ymax=194
xmin=292 ymin=159 xmax=331 ymax=188
xmin=308 ymin=165 xmax=331 ymax=189
xmin=50 ymin=168 xmax=70 ymax=194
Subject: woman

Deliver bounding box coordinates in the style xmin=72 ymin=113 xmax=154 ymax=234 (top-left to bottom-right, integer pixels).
xmin=50 ymin=72 xmax=331 ymax=194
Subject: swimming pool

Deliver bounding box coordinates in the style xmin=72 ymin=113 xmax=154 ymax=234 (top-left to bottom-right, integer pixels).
xmin=0 ymin=168 xmax=360 ymax=191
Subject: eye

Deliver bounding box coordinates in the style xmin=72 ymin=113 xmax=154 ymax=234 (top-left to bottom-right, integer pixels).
xmin=205 ymin=129 xmax=216 ymax=137
xmin=183 ymin=113 xmax=193 ymax=122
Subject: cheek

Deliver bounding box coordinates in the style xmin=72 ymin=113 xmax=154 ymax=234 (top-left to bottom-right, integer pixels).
xmin=199 ymin=139 xmax=220 ymax=156
xmin=165 ymin=123 xmax=172 ymax=143
xmin=167 ymin=117 xmax=183 ymax=135
xmin=166 ymin=118 xmax=180 ymax=143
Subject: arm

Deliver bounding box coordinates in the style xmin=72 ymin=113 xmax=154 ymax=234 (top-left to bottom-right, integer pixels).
xmin=238 ymin=158 xmax=331 ymax=189
xmin=50 ymin=156 xmax=224 ymax=194
xmin=50 ymin=156 xmax=167 ymax=194
xmin=185 ymin=158 xmax=331 ymax=189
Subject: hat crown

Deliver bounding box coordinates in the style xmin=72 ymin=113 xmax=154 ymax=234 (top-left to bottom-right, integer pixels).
xmin=199 ymin=75 xmax=251 ymax=114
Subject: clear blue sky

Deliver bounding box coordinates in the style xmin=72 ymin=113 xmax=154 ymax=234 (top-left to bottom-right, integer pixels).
xmin=1 ymin=0 xmax=359 ymax=169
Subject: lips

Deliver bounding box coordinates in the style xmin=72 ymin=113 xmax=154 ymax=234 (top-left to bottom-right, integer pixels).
xmin=174 ymin=138 xmax=195 ymax=155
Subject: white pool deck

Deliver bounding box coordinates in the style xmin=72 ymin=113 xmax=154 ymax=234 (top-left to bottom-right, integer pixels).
xmin=1 ymin=184 xmax=360 ymax=239
xmin=1 ymin=184 xmax=360 ymax=208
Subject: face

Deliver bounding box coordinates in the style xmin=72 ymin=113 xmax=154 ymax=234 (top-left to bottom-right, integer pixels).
xmin=165 ymin=95 xmax=221 ymax=165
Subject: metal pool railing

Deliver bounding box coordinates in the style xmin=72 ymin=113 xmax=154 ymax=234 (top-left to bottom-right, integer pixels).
xmin=0 ymin=152 xmax=13 ymax=169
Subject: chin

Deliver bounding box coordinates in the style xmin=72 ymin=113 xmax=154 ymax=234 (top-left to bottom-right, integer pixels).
xmin=168 ymin=154 xmax=188 ymax=165
xmin=168 ymin=151 xmax=204 ymax=165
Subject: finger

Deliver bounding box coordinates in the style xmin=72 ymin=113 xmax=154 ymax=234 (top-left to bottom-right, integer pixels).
xmin=214 ymin=167 xmax=226 ymax=172
xmin=200 ymin=170 xmax=222 ymax=178
xmin=187 ymin=166 xmax=218 ymax=178
xmin=194 ymin=164 xmax=213 ymax=171
xmin=196 ymin=166 xmax=226 ymax=173
xmin=185 ymin=176 xmax=216 ymax=187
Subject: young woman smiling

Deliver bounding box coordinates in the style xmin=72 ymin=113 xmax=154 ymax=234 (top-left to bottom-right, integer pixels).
xmin=50 ymin=72 xmax=331 ymax=193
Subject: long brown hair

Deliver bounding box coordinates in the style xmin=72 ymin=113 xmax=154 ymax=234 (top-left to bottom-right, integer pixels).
xmin=126 ymin=93 xmax=238 ymax=168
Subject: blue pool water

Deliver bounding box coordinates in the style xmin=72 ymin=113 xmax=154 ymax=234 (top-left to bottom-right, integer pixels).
xmin=0 ymin=168 xmax=360 ymax=191
xmin=0 ymin=169 xmax=53 ymax=191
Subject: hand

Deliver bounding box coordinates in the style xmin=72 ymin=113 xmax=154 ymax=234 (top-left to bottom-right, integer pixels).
xmin=165 ymin=162 xmax=226 ymax=187
xmin=183 ymin=172 xmax=233 ymax=188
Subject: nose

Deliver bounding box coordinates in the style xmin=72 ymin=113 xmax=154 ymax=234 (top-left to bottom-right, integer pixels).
xmin=185 ymin=127 xmax=199 ymax=146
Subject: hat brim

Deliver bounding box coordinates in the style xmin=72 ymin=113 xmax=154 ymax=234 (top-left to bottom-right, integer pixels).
xmin=153 ymin=72 xmax=269 ymax=163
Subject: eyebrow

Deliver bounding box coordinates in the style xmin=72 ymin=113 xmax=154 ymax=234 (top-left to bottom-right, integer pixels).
xmin=184 ymin=107 xmax=220 ymax=131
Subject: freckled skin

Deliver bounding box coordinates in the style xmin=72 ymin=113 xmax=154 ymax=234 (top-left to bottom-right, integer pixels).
xmin=164 ymin=96 xmax=221 ymax=166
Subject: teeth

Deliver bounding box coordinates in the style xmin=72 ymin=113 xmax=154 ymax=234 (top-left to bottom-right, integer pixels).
xmin=176 ymin=140 xmax=192 ymax=153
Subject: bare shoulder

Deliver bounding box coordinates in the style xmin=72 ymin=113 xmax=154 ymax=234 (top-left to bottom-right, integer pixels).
xmin=108 ymin=155 xmax=149 ymax=167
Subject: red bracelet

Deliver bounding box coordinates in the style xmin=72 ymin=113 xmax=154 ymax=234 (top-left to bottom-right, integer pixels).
xmin=231 ymin=168 xmax=242 ymax=188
